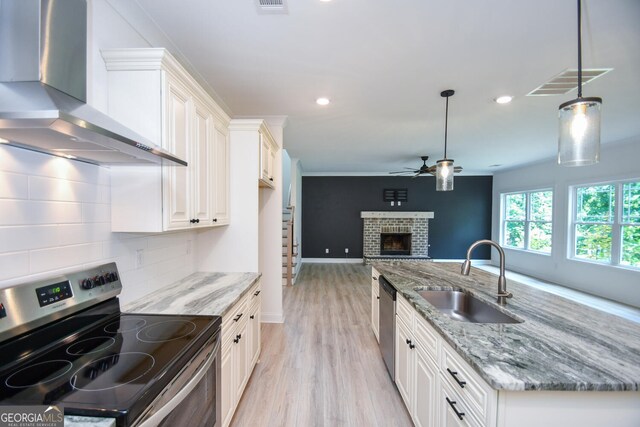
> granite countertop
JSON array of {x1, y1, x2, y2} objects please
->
[
  {"x1": 373, "y1": 261, "x2": 640, "y2": 392},
  {"x1": 123, "y1": 272, "x2": 261, "y2": 316}
]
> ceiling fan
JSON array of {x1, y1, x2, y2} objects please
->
[{"x1": 389, "y1": 155, "x2": 463, "y2": 178}]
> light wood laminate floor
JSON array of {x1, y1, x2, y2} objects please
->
[{"x1": 231, "y1": 263, "x2": 412, "y2": 427}]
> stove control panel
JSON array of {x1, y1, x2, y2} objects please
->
[
  {"x1": 0, "y1": 262, "x2": 123, "y2": 342},
  {"x1": 80, "y1": 271, "x2": 118, "y2": 290}
]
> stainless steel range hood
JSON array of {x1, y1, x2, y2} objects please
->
[{"x1": 0, "y1": 0, "x2": 187, "y2": 166}]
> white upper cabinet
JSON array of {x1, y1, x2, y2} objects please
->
[
  {"x1": 102, "y1": 48, "x2": 230, "y2": 232},
  {"x1": 259, "y1": 129, "x2": 278, "y2": 189}
]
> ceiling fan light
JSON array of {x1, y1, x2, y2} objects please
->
[
  {"x1": 558, "y1": 97, "x2": 601, "y2": 166},
  {"x1": 436, "y1": 159, "x2": 454, "y2": 192}
]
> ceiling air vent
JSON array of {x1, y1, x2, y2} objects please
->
[
  {"x1": 256, "y1": 0, "x2": 288, "y2": 14},
  {"x1": 527, "y1": 68, "x2": 612, "y2": 96}
]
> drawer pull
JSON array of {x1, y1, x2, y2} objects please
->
[
  {"x1": 446, "y1": 397, "x2": 465, "y2": 420},
  {"x1": 447, "y1": 368, "x2": 467, "y2": 388},
  {"x1": 250, "y1": 315, "x2": 255, "y2": 319},
  {"x1": 233, "y1": 313, "x2": 243, "y2": 322},
  {"x1": 254, "y1": 290, "x2": 261, "y2": 296}
]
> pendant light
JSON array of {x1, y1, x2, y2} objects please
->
[
  {"x1": 558, "y1": 0, "x2": 602, "y2": 166},
  {"x1": 436, "y1": 89, "x2": 455, "y2": 192}
]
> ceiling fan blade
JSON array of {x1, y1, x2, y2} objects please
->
[
  {"x1": 454, "y1": 166, "x2": 463, "y2": 172},
  {"x1": 389, "y1": 170, "x2": 417, "y2": 174}
]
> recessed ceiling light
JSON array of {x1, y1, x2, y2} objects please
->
[
  {"x1": 316, "y1": 97, "x2": 330, "y2": 106},
  {"x1": 495, "y1": 96, "x2": 513, "y2": 104}
]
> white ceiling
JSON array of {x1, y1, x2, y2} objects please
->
[{"x1": 131, "y1": 0, "x2": 640, "y2": 174}]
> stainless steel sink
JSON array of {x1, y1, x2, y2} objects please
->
[{"x1": 416, "y1": 290, "x2": 522, "y2": 324}]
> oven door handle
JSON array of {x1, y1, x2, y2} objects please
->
[{"x1": 137, "y1": 337, "x2": 220, "y2": 427}]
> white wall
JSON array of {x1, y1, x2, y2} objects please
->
[
  {"x1": 492, "y1": 138, "x2": 640, "y2": 307},
  {"x1": 196, "y1": 129, "x2": 260, "y2": 273}
]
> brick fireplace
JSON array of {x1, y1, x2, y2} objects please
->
[{"x1": 361, "y1": 211, "x2": 434, "y2": 261}]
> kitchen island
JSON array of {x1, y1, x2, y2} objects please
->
[{"x1": 373, "y1": 261, "x2": 640, "y2": 426}]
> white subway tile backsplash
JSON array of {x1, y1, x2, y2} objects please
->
[
  {"x1": 0, "y1": 146, "x2": 108, "y2": 185},
  {"x1": 82, "y1": 203, "x2": 111, "y2": 223},
  {"x1": 0, "y1": 225, "x2": 59, "y2": 253},
  {"x1": 0, "y1": 251, "x2": 29, "y2": 280},
  {"x1": 30, "y1": 242, "x2": 104, "y2": 274},
  {"x1": 1, "y1": 147, "x2": 197, "y2": 303},
  {"x1": 0, "y1": 200, "x2": 83, "y2": 225},
  {"x1": 29, "y1": 176, "x2": 101, "y2": 203},
  {"x1": 57, "y1": 223, "x2": 112, "y2": 247},
  {"x1": 0, "y1": 172, "x2": 28, "y2": 199}
]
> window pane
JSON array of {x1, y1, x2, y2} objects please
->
[
  {"x1": 504, "y1": 221, "x2": 525, "y2": 248},
  {"x1": 530, "y1": 191, "x2": 553, "y2": 221},
  {"x1": 622, "y1": 182, "x2": 640, "y2": 224},
  {"x1": 575, "y1": 224, "x2": 612, "y2": 262},
  {"x1": 505, "y1": 193, "x2": 526, "y2": 220},
  {"x1": 576, "y1": 185, "x2": 614, "y2": 223},
  {"x1": 529, "y1": 222, "x2": 552, "y2": 253},
  {"x1": 621, "y1": 225, "x2": 640, "y2": 267}
]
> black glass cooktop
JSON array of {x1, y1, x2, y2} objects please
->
[{"x1": 0, "y1": 298, "x2": 220, "y2": 426}]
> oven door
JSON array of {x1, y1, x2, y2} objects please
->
[{"x1": 134, "y1": 331, "x2": 221, "y2": 427}]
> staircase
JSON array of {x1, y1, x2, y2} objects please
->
[{"x1": 282, "y1": 206, "x2": 299, "y2": 286}]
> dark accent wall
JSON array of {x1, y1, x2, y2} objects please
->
[{"x1": 302, "y1": 176, "x2": 493, "y2": 259}]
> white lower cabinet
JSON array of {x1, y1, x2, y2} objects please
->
[
  {"x1": 371, "y1": 268, "x2": 380, "y2": 342},
  {"x1": 395, "y1": 294, "x2": 439, "y2": 427},
  {"x1": 220, "y1": 281, "x2": 262, "y2": 427}
]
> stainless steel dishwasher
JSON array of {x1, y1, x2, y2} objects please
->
[{"x1": 378, "y1": 275, "x2": 396, "y2": 380}]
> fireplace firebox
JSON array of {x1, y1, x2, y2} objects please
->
[{"x1": 380, "y1": 233, "x2": 412, "y2": 256}]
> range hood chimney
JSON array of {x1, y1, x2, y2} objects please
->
[{"x1": 0, "y1": 0, "x2": 187, "y2": 166}]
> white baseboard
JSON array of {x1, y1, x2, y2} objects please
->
[
  {"x1": 261, "y1": 312, "x2": 285, "y2": 323},
  {"x1": 302, "y1": 258, "x2": 364, "y2": 264}
]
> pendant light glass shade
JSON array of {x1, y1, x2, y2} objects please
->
[
  {"x1": 558, "y1": 0, "x2": 602, "y2": 166},
  {"x1": 436, "y1": 89, "x2": 455, "y2": 192},
  {"x1": 436, "y1": 159, "x2": 454, "y2": 191},
  {"x1": 558, "y1": 97, "x2": 602, "y2": 166}
]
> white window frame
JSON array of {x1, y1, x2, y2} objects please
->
[
  {"x1": 569, "y1": 179, "x2": 640, "y2": 270},
  {"x1": 500, "y1": 188, "x2": 553, "y2": 254}
]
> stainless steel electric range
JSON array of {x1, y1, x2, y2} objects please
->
[{"x1": 0, "y1": 263, "x2": 221, "y2": 427}]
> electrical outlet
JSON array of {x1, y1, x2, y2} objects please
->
[
  {"x1": 390, "y1": 201, "x2": 395, "y2": 206},
  {"x1": 136, "y1": 249, "x2": 144, "y2": 268},
  {"x1": 325, "y1": 248, "x2": 329, "y2": 254},
  {"x1": 398, "y1": 201, "x2": 402, "y2": 206},
  {"x1": 345, "y1": 248, "x2": 349, "y2": 254}
]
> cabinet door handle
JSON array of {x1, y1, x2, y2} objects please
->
[
  {"x1": 190, "y1": 219, "x2": 196, "y2": 224},
  {"x1": 406, "y1": 339, "x2": 412, "y2": 346},
  {"x1": 409, "y1": 342, "x2": 415, "y2": 350},
  {"x1": 447, "y1": 368, "x2": 467, "y2": 388},
  {"x1": 254, "y1": 290, "x2": 261, "y2": 296},
  {"x1": 376, "y1": 296, "x2": 380, "y2": 300},
  {"x1": 233, "y1": 336, "x2": 239, "y2": 344},
  {"x1": 196, "y1": 219, "x2": 200, "y2": 223},
  {"x1": 250, "y1": 315, "x2": 255, "y2": 319},
  {"x1": 269, "y1": 177, "x2": 274, "y2": 181},
  {"x1": 236, "y1": 333, "x2": 242, "y2": 340},
  {"x1": 213, "y1": 218, "x2": 218, "y2": 222},
  {"x1": 233, "y1": 313, "x2": 243, "y2": 322},
  {"x1": 446, "y1": 397, "x2": 465, "y2": 420}
]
